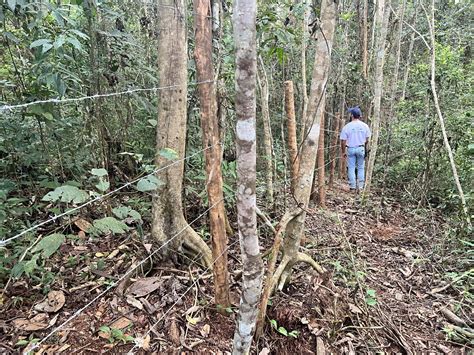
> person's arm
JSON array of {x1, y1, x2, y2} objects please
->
[{"x1": 341, "y1": 140, "x2": 347, "y2": 157}]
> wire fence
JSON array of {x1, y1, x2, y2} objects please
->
[
  {"x1": 30, "y1": 197, "x2": 224, "y2": 352},
  {"x1": 0, "y1": 80, "x2": 215, "y2": 112},
  {"x1": 0, "y1": 143, "x2": 220, "y2": 247}
]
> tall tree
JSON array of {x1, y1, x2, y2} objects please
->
[
  {"x1": 364, "y1": 0, "x2": 391, "y2": 192},
  {"x1": 257, "y1": 57, "x2": 274, "y2": 205},
  {"x1": 151, "y1": 0, "x2": 212, "y2": 266},
  {"x1": 256, "y1": 0, "x2": 336, "y2": 336},
  {"x1": 284, "y1": 80, "x2": 299, "y2": 192},
  {"x1": 424, "y1": 0, "x2": 470, "y2": 224},
  {"x1": 232, "y1": 0, "x2": 264, "y2": 352},
  {"x1": 193, "y1": 0, "x2": 231, "y2": 312}
]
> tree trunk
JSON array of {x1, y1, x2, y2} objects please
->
[
  {"x1": 312, "y1": 111, "x2": 326, "y2": 206},
  {"x1": 256, "y1": 0, "x2": 336, "y2": 337},
  {"x1": 193, "y1": 0, "x2": 231, "y2": 313},
  {"x1": 328, "y1": 112, "x2": 341, "y2": 187},
  {"x1": 300, "y1": 0, "x2": 309, "y2": 143},
  {"x1": 284, "y1": 80, "x2": 299, "y2": 192},
  {"x1": 232, "y1": 0, "x2": 264, "y2": 352},
  {"x1": 152, "y1": 0, "x2": 212, "y2": 266},
  {"x1": 401, "y1": 10, "x2": 417, "y2": 101},
  {"x1": 361, "y1": 0, "x2": 369, "y2": 80},
  {"x1": 425, "y1": 0, "x2": 470, "y2": 223},
  {"x1": 257, "y1": 57, "x2": 274, "y2": 205},
  {"x1": 364, "y1": 0, "x2": 391, "y2": 193}
]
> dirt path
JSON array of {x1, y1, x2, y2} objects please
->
[{"x1": 1, "y1": 185, "x2": 472, "y2": 354}]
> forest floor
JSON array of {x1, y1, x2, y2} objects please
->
[{"x1": 1, "y1": 183, "x2": 472, "y2": 354}]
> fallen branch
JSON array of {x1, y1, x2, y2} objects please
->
[{"x1": 440, "y1": 307, "x2": 469, "y2": 327}]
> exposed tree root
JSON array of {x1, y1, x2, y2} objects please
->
[{"x1": 182, "y1": 226, "x2": 213, "y2": 268}]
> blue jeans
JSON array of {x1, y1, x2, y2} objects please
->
[{"x1": 347, "y1": 146, "x2": 365, "y2": 189}]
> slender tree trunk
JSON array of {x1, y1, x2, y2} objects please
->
[
  {"x1": 364, "y1": 0, "x2": 391, "y2": 193},
  {"x1": 256, "y1": 0, "x2": 336, "y2": 337},
  {"x1": 284, "y1": 80, "x2": 299, "y2": 192},
  {"x1": 361, "y1": 0, "x2": 369, "y2": 80},
  {"x1": 232, "y1": 0, "x2": 264, "y2": 352},
  {"x1": 401, "y1": 10, "x2": 417, "y2": 101},
  {"x1": 311, "y1": 110, "x2": 326, "y2": 206},
  {"x1": 152, "y1": 0, "x2": 212, "y2": 266},
  {"x1": 329, "y1": 112, "x2": 341, "y2": 187},
  {"x1": 425, "y1": 0, "x2": 469, "y2": 223},
  {"x1": 389, "y1": 0, "x2": 406, "y2": 107},
  {"x1": 300, "y1": 0, "x2": 309, "y2": 143},
  {"x1": 257, "y1": 57, "x2": 274, "y2": 205},
  {"x1": 193, "y1": 0, "x2": 230, "y2": 313}
]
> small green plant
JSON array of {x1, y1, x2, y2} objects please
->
[
  {"x1": 99, "y1": 326, "x2": 134, "y2": 344},
  {"x1": 365, "y1": 289, "x2": 377, "y2": 306},
  {"x1": 269, "y1": 319, "x2": 299, "y2": 338}
]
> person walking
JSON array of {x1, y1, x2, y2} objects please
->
[{"x1": 340, "y1": 106, "x2": 371, "y2": 190}]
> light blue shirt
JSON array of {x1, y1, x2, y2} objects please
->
[{"x1": 340, "y1": 120, "x2": 371, "y2": 147}]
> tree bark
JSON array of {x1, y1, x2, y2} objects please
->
[
  {"x1": 300, "y1": 0, "x2": 309, "y2": 143},
  {"x1": 284, "y1": 80, "x2": 299, "y2": 193},
  {"x1": 401, "y1": 10, "x2": 417, "y2": 101},
  {"x1": 256, "y1": 0, "x2": 336, "y2": 337},
  {"x1": 328, "y1": 112, "x2": 341, "y2": 187},
  {"x1": 152, "y1": 0, "x2": 212, "y2": 266},
  {"x1": 425, "y1": 0, "x2": 470, "y2": 223},
  {"x1": 257, "y1": 57, "x2": 274, "y2": 205},
  {"x1": 232, "y1": 0, "x2": 264, "y2": 352},
  {"x1": 311, "y1": 110, "x2": 326, "y2": 206},
  {"x1": 193, "y1": 0, "x2": 231, "y2": 313},
  {"x1": 364, "y1": 0, "x2": 391, "y2": 193}
]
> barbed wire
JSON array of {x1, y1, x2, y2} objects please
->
[
  {"x1": 0, "y1": 143, "x2": 220, "y2": 247},
  {"x1": 30, "y1": 197, "x2": 224, "y2": 352},
  {"x1": 0, "y1": 79, "x2": 215, "y2": 112}
]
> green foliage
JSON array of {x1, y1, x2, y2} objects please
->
[
  {"x1": 90, "y1": 217, "x2": 129, "y2": 236},
  {"x1": 98, "y1": 326, "x2": 134, "y2": 344},
  {"x1": 269, "y1": 319, "x2": 299, "y2": 338},
  {"x1": 42, "y1": 185, "x2": 89, "y2": 204},
  {"x1": 112, "y1": 206, "x2": 141, "y2": 222},
  {"x1": 31, "y1": 233, "x2": 66, "y2": 258},
  {"x1": 136, "y1": 175, "x2": 163, "y2": 192},
  {"x1": 365, "y1": 289, "x2": 377, "y2": 307}
]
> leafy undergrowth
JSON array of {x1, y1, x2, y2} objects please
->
[{"x1": 0, "y1": 183, "x2": 472, "y2": 354}]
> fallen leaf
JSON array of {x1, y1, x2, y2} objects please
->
[
  {"x1": 140, "y1": 298, "x2": 157, "y2": 314},
  {"x1": 144, "y1": 244, "x2": 152, "y2": 253},
  {"x1": 395, "y1": 292, "x2": 404, "y2": 301},
  {"x1": 186, "y1": 314, "x2": 201, "y2": 326},
  {"x1": 13, "y1": 313, "x2": 49, "y2": 331},
  {"x1": 95, "y1": 252, "x2": 105, "y2": 258},
  {"x1": 200, "y1": 324, "x2": 210, "y2": 338},
  {"x1": 107, "y1": 249, "x2": 120, "y2": 259},
  {"x1": 127, "y1": 277, "x2": 162, "y2": 297},
  {"x1": 74, "y1": 218, "x2": 92, "y2": 232},
  {"x1": 126, "y1": 295, "x2": 144, "y2": 310},
  {"x1": 259, "y1": 348, "x2": 270, "y2": 355},
  {"x1": 134, "y1": 334, "x2": 151, "y2": 350},
  {"x1": 169, "y1": 319, "x2": 180, "y2": 345},
  {"x1": 185, "y1": 305, "x2": 201, "y2": 315},
  {"x1": 111, "y1": 317, "x2": 132, "y2": 330},
  {"x1": 34, "y1": 290, "x2": 66, "y2": 313},
  {"x1": 78, "y1": 231, "x2": 86, "y2": 239},
  {"x1": 348, "y1": 303, "x2": 362, "y2": 314}
]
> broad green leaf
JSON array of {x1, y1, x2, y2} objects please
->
[
  {"x1": 289, "y1": 330, "x2": 299, "y2": 338},
  {"x1": 42, "y1": 185, "x2": 89, "y2": 204},
  {"x1": 365, "y1": 298, "x2": 377, "y2": 306},
  {"x1": 30, "y1": 38, "x2": 51, "y2": 49},
  {"x1": 4, "y1": 31, "x2": 20, "y2": 43},
  {"x1": 159, "y1": 148, "x2": 179, "y2": 161},
  {"x1": 112, "y1": 206, "x2": 141, "y2": 221},
  {"x1": 270, "y1": 319, "x2": 277, "y2": 329},
  {"x1": 137, "y1": 175, "x2": 163, "y2": 192},
  {"x1": 66, "y1": 36, "x2": 82, "y2": 51},
  {"x1": 95, "y1": 179, "x2": 110, "y2": 192},
  {"x1": 70, "y1": 29, "x2": 89, "y2": 40},
  {"x1": 91, "y1": 168, "x2": 108, "y2": 177},
  {"x1": 148, "y1": 119, "x2": 157, "y2": 127},
  {"x1": 32, "y1": 233, "x2": 66, "y2": 258},
  {"x1": 91, "y1": 217, "x2": 129, "y2": 235},
  {"x1": 24, "y1": 254, "x2": 40, "y2": 276},
  {"x1": 42, "y1": 42, "x2": 53, "y2": 54},
  {"x1": 277, "y1": 326, "x2": 288, "y2": 336}
]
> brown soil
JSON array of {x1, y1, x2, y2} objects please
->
[{"x1": 0, "y1": 184, "x2": 472, "y2": 354}]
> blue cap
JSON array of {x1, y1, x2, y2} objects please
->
[{"x1": 348, "y1": 106, "x2": 362, "y2": 117}]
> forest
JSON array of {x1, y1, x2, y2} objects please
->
[{"x1": 0, "y1": 0, "x2": 472, "y2": 353}]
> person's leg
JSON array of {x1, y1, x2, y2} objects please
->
[
  {"x1": 347, "y1": 147, "x2": 356, "y2": 189},
  {"x1": 356, "y1": 147, "x2": 365, "y2": 189}
]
